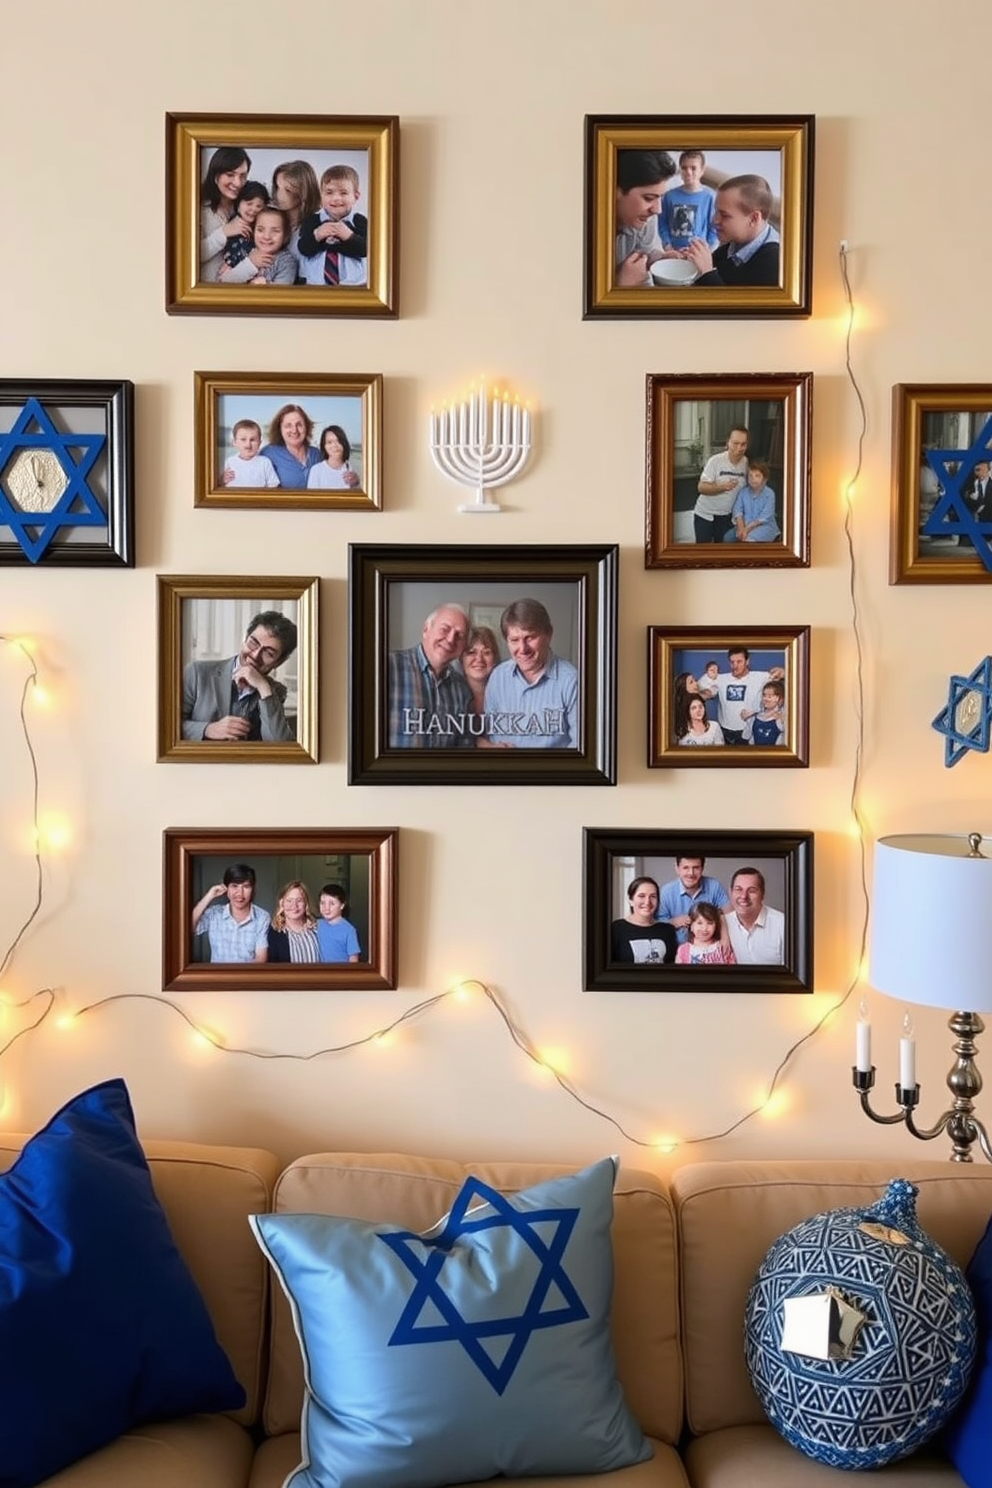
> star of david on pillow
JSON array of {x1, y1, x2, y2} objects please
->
[{"x1": 250, "y1": 1156, "x2": 649, "y2": 1488}]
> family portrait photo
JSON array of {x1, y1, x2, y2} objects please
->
[
  {"x1": 348, "y1": 544, "x2": 618, "y2": 785},
  {"x1": 162, "y1": 828, "x2": 397, "y2": 991},
  {"x1": 157, "y1": 575, "x2": 319, "y2": 764},
  {"x1": 891, "y1": 383, "x2": 992, "y2": 584},
  {"x1": 646, "y1": 373, "x2": 811, "y2": 568},
  {"x1": 583, "y1": 829, "x2": 813, "y2": 993},
  {"x1": 584, "y1": 114, "x2": 814, "y2": 318},
  {"x1": 166, "y1": 114, "x2": 398, "y2": 317},
  {"x1": 648, "y1": 627, "x2": 810, "y2": 768},
  {"x1": 194, "y1": 373, "x2": 381, "y2": 511}
]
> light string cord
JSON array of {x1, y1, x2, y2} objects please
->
[{"x1": 0, "y1": 636, "x2": 56, "y2": 1059}]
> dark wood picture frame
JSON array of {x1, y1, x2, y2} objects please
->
[
  {"x1": 193, "y1": 371, "x2": 382, "y2": 511},
  {"x1": 891, "y1": 383, "x2": 992, "y2": 584},
  {"x1": 0, "y1": 379, "x2": 134, "y2": 566},
  {"x1": 584, "y1": 113, "x2": 814, "y2": 319},
  {"x1": 648, "y1": 626, "x2": 810, "y2": 767},
  {"x1": 348, "y1": 543, "x2": 618, "y2": 785},
  {"x1": 646, "y1": 372, "x2": 811, "y2": 568},
  {"x1": 583, "y1": 828, "x2": 813, "y2": 993},
  {"x1": 157, "y1": 574, "x2": 319, "y2": 764},
  {"x1": 166, "y1": 113, "x2": 398, "y2": 318},
  {"x1": 163, "y1": 827, "x2": 398, "y2": 991}
]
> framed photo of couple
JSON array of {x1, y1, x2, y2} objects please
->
[
  {"x1": 645, "y1": 372, "x2": 811, "y2": 568},
  {"x1": 647, "y1": 626, "x2": 810, "y2": 768},
  {"x1": 162, "y1": 827, "x2": 397, "y2": 992},
  {"x1": 193, "y1": 372, "x2": 382, "y2": 512},
  {"x1": 583, "y1": 828, "x2": 813, "y2": 994},
  {"x1": 891, "y1": 383, "x2": 992, "y2": 584},
  {"x1": 583, "y1": 114, "x2": 814, "y2": 319},
  {"x1": 348, "y1": 543, "x2": 618, "y2": 786},
  {"x1": 166, "y1": 113, "x2": 398, "y2": 318}
]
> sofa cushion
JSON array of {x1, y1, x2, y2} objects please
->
[
  {"x1": 252, "y1": 1156, "x2": 650, "y2": 1488},
  {"x1": 0, "y1": 1078, "x2": 245, "y2": 1488},
  {"x1": 263, "y1": 1152, "x2": 681, "y2": 1446},
  {"x1": 945, "y1": 1205, "x2": 992, "y2": 1487}
]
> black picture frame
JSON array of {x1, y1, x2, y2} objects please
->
[
  {"x1": 348, "y1": 543, "x2": 618, "y2": 785},
  {"x1": 583, "y1": 114, "x2": 814, "y2": 319},
  {"x1": 163, "y1": 827, "x2": 397, "y2": 991},
  {"x1": 583, "y1": 828, "x2": 813, "y2": 993},
  {"x1": 0, "y1": 379, "x2": 134, "y2": 566}
]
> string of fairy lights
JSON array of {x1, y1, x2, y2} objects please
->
[{"x1": 0, "y1": 251, "x2": 871, "y2": 1152}]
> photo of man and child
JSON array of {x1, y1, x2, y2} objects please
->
[
  {"x1": 199, "y1": 145, "x2": 369, "y2": 289},
  {"x1": 614, "y1": 146, "x2": 783, "y2": 290}
]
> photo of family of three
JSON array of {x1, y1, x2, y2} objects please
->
[
  {"x1": 215, "y1": 397, "x2": 363, "y2": 493},
  {"x1": 199, "y1": 145, "x2": 369, "y2": 289},
  {"x1": 190, "y1": 860, "x2": 368, "y2": 966}
]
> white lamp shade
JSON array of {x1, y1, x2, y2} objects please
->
[{"x1": 869, "y1": 833, "x2": 992, "y2": 1011}]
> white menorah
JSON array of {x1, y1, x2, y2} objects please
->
[{"x1": 429, "y1": 379, "x2": 532, "y2": 513}]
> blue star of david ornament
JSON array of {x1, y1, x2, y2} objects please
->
[
  {"x1": 379, "y1": 1176, "x2": 588, "y2": 1394},
  {"x1": 932, "y1": 656, "x2": 992, "y2": 766},
  {"x1": 922, "y1": 416, "x2": 992, "y2": 574},
  {"x1": 0, "y1": 398, "x2": 106, "y2": 562}
]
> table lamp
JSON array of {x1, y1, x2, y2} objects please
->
[{"x1": 854, "y1": 831, "x2": 992, "y2": 1162}]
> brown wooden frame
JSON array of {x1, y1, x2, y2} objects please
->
[
  {"x1": 163, "y1": 827, "x2": 398, "y2": 991},
  {"x1": 646, "y1": 372, "x2": 811, "y2": 568}
]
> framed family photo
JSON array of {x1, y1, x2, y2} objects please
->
[
  {"x1": 157, "y1": 574, "x2": 319, "y2": 764},
  {"x1": 891, "y1": 383, "x2": 992, "y2": 584},
  {"x1": 583, "y1": 828, "x2": 813, "y2": 993},
  {"x1": 163, "y1": 827, "x2": 397, "y2": 992},
  {"x1": 645, "y1": 372, "x2": 811, "y2": 568},
  {"x1": 647, "y1": 626, "x2": 810, "y2": 768},
  {"x1": 584, "y1": 114, "x2": 814, "y2": 319},
  {"x1": 166, "y1": 113, "x2": 398, "y2": 318},
  {"x1": 194, "y1": 372, "x2": 382, "y2": 511},
  {"x1": 0, "y1": 379, "x2": 133, "y2": 566},
  {"x1": 348, "y1": 543, "x2": 618, "y2": 785}
]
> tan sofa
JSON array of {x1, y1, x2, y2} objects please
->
[{"x1": 4, "y1": 1136, "x2": 990, "y2": 1488}]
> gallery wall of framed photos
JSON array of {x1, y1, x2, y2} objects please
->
[{"x1": 1, "y1": 0, "x2": 988, "y2": 1171}]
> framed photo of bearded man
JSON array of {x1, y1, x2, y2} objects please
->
[
  {"x1": 348, "y1": 543, "x2": 618, "y2": 785},
  {"x1": 157, "y1": 573, "x2": 319, "y2": 764}
]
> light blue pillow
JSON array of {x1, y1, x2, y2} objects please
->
[
  {"x1": 251, "y1": 1156, "x2": 649, "y2": 1488},
  {"x1": 945, "y1": 1207, "x2": 992, "y2": 1488},
  {"x1": 0, "y1": 1078, "x2": 245, "y2": 1488}
]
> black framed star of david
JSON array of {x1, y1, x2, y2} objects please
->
[
  {"x1": 891, "y1": 383, "x2": 992, "y2": 585},
  {"x1": 0, "y1": 380, "x2": 134, "y2": 566}
]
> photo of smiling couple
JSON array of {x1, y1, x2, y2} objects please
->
[{"x1": 386, "y1": 589, "x2": 580, "y2": 750}]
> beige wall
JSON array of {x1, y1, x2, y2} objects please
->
[{"x1": 1, "y1": 0, "x2": 990, "y2": 1172}]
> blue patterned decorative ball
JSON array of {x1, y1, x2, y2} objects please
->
[{"x1": 745, "y1": 1178, "x2": 976, "y2": 1469}]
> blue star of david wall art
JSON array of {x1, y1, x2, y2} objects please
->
[
  {"x1": 0, "y1": 381, "x2": 134, "y2": 567},
  {"x1": 921, "y1": 414, "x2": 992, "y2": 575},
  {"x1": 379, "y1": 1175, "x2": 589, "y2": 1395},
  {"x1": 932, "y1": 656, "x2": 992, "y2": 767}
]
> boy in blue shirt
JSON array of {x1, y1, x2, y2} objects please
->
[
  {"x1": 314, "y1": 883, "x2": 361, "y2": 963},
  {"x1": 659, "y1": 150, "x2": 717, "y2": 253},
  {"x1": 725, "y1": 459, "x2": 781, "y2": 543}
]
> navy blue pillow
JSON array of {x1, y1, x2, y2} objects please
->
[
  {"x1": 945, "y1": 1208, "x2": 992, "y2": 1488},
  {"x1": 0, "y1": 1078, "x2": 244, "y2": 1488}
]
